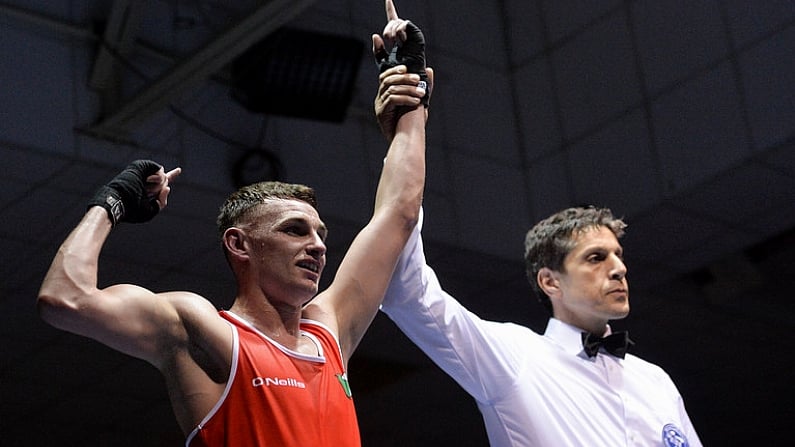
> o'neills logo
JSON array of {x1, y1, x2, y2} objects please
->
[{"x1": 252, "y1": 376, "x2": 306, "y2": 389}]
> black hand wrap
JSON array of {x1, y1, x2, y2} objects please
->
[
  {"x1": 88, "y1": 160, "x2": 163, "y2": 226},
  {"x1": 376, "y1": 21, "x2": 429, "y2": 107}
]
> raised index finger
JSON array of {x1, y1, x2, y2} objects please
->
[
  {"x1": 165, "y1": 167, "x2": 182, "y2": 182},
  {"x1": 385, "y1": 0, "x2": 400, "y2": 22}
]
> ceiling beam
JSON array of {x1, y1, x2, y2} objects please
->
[
  {"x1": 89, "y1": 0, "x2": 147, "y2": 111},
  {"x1": 88, "y1": 0, "x2": 318, "y2": 138},
  {"x1": 0, "y1": 2, "x2": 95, "y2": 40}
]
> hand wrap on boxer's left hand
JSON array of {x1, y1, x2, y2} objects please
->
[{"x1": 375, "y1": 21, "x2": 430, "y2": 107}]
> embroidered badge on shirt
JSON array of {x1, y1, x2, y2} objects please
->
[
  {"x1": 662, "y1": 423, "x2": 689, "y2": 447},
  {"x1": 336, "y1": 372, "x2": 352, "y2": 398}
]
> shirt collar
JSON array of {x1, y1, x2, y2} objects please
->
[{"x1": 543, "y1": 318, "x2": 613, "y2": 357}]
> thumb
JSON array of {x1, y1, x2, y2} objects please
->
[{"x1": 372, "y1": 34, "x2": 388, "y2": 61}]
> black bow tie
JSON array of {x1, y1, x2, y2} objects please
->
[{"x1": 581, "y1": 331, "x2": 634, "y2": 359}]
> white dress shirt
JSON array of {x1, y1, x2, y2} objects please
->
[{"x1": 381, "y1": 214, "x2": 702, "y2": 447}]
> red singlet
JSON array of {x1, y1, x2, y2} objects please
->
[{"x1": 186, "y1": 311, "x2": 361, "y2": 447}]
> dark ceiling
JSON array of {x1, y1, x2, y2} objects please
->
[{"x1": 1, "y1": 0, "x2": 794, "y2": 446}]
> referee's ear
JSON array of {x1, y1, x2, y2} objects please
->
[{"x1": 537, "y1": 267, "x2": 561, "y2": 300}]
